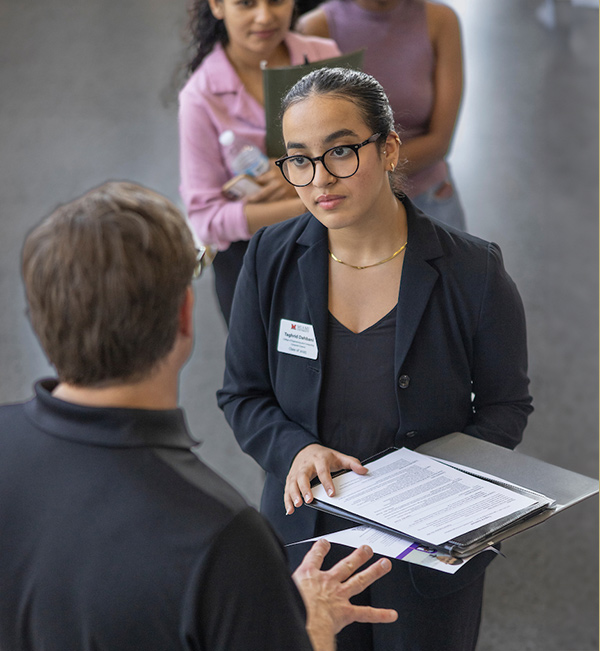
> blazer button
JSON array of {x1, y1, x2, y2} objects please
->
[
  {"x1": 398, "y1": 374, "x2": 410, "y2": 389},
  {"x1": 405, "y1": 430, "x2": 418, "y2": 438}
]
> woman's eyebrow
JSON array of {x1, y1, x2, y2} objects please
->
[
  {"x1": 285, "y1": 140, "x2": 306, "y2": 150},
  {"x1": 323, "y1": 129, "x2": 359, "y2": 144},
  {"x1": 286, "y1": 129, "x2": 360, "y2": 151}
]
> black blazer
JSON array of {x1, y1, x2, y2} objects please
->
[{"x1": 218, "y1": 198, "x2": 532, "y2": 593}]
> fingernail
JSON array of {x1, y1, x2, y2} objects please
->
[
  {"x1": 294, "y1": 498, "x2": 302, "y2": 507},
  {"x1": 327, "y1": 488, "x2": 334, "y2": 497},
  {"x1": 304, "y1": 494, "x2": 311, "y2": 502}
]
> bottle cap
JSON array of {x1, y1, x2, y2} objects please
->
[{"x1": 218, "y1": 130, "x2": 235, "y2": 146}]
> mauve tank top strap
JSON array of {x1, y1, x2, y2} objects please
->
[
  {"x1": 317, "y1": 306, "x2": 399, "y2": 462},
  {"x1": 321, "y1": 0, "x2": 447, "y2": 195}
]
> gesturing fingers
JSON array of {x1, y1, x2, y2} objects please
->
[
  {"x1": 293, "y1": 539, "x2": 331, "y2": 577},
  {"x1": 340, "y1": 556, "x2": 394, "y2": 599},
  {"x1": 327, "y1": 551, "x2": 396, "y2": 632},
  {"x1": 347, "y1": 604, "x2": 398, "y2": 626},
  {"x1": 325, "y1": 545, "x2": 374, "y2": 583},
  {"x1": 293, "y1": 541, "x2": 398, "y2": 640}
]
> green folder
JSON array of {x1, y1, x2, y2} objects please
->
[{"x1": 262, "y1": 49, "x2": 365, "y2": 158}]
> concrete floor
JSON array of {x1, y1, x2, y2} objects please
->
[{"x1": 0, "y1": 0, "x2": 597, "y2": 649}]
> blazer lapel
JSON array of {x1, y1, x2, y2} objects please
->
[
  {"x1": 293, "y1": 205, "x2": 445, "y2": 389},
  {"x1": 297, "y1": 216, "x2": 330, "y2": 369},
  {"x1": 395, "y1": 203, "x2": 444, "y2": 372}
]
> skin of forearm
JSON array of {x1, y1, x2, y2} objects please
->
[
  {"x1": 397, "y1": 131, "x2": 453, "y2": 176},
  {"x1": 245, "y1": 197, "x2": 306, "y2": 235}
]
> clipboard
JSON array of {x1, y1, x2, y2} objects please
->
[
  {"x1": 262, "y1": 49, "x2": 365, "y2": 158},
  {"x1": 308, "y1": 435, "x2": 598, "y2": 558},
  {"x1": 415, "y1": 432, "x2": 599, "y2": 554}
]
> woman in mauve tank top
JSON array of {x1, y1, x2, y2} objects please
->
[{"x1": 298, "y1": 0, "x2": 467, "y2": 230}]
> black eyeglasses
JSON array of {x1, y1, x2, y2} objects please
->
[{"x1": 275, "y1": 133, "x2": 382, "y2": 187}]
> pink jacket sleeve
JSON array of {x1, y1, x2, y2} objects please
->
[{"x1": 178, "y1": 87, "x2": 253, "y2": 250}]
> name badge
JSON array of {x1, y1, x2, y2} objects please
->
[{"x1": 277, "y1": 319, "x2": 319, "y2": 360}]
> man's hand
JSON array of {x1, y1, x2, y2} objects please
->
[
  {"x1": 284, "y1": 444, "x2": 367, "y2": 515},
  {"x1": 292, "y1": 540, "x2": 398, "y2": 651}
]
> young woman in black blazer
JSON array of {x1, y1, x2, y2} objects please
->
[{"x1": 218, "y1": 67, "x2": 533, "y2": 651}]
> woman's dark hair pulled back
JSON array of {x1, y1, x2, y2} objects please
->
[
  {"x1": 280, "y1": 67, "x2": 404, "y2": 191},
  {"x1": 281, "y1": 67, "x2": 395, "y2": 143}
]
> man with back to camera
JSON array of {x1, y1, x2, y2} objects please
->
[{"x1": 0, "y1": 181, "x2": 397, "y2": 651}]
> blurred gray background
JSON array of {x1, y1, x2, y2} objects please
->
[{"x1": 0, "y1": 1, "x2": 597, "y2": 649}]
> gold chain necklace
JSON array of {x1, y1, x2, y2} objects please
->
[{"x1": 329, "y1": 241, "x2": 407, "y2": 270}]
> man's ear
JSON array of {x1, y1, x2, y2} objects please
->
[
  {"x1": 179, "y1": 286, "x2": 194, "y2": 338},
  {"x1": 207, "y1": 0, "x2": 225, "y2": 21}
]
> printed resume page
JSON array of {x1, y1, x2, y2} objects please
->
[{"x1": 311, "y1": 448, "x2": 537, "y2": 546}]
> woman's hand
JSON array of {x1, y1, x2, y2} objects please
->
[
  {"x1": 245, "y1": 160, "x2": 298, "y2": 204},
  {"x1": 285, "y1": 444, "x2": 367, "y2": 515}
]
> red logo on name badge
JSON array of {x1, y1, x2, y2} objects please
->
[{"x1": 291, "y1": 324, "x2": 296, "y2": 329}]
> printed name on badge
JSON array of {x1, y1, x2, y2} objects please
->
[{"x1": 277, "y1": 319, "x2": 318, "y2": 360}]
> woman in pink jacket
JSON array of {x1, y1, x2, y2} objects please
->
[{"x1": 179, "y1": 0, "x2": 340, "y2": 324}]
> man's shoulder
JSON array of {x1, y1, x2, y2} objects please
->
[
  {"x1": 0, "y1": 399, "x2": 28, "y2": 420},
  {"x1": 156, "y1": 447, "x2": 250, "y2": 518},
  {"x1": 0, "y1": 398, "x2": 34, "y2": 444}
]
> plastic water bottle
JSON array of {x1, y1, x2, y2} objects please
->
[{"x1": 219, "y1": 130, "x2": 270, "y2": 177}]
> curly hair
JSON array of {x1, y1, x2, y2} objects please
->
[
  {"x1": 186, "y1": 0, "x2": 229, "y2": 73},
  {"x1": 184, "y1": 0, "x2": 299, "y2": 73}
]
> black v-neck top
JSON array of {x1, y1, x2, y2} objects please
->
[{"x1": 317, "y1": 305, "x2": 399, "y2": 461}]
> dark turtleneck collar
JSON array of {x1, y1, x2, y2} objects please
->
[{"x1": 23, "y1": 379, "x2": 196, "y2": 450}]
